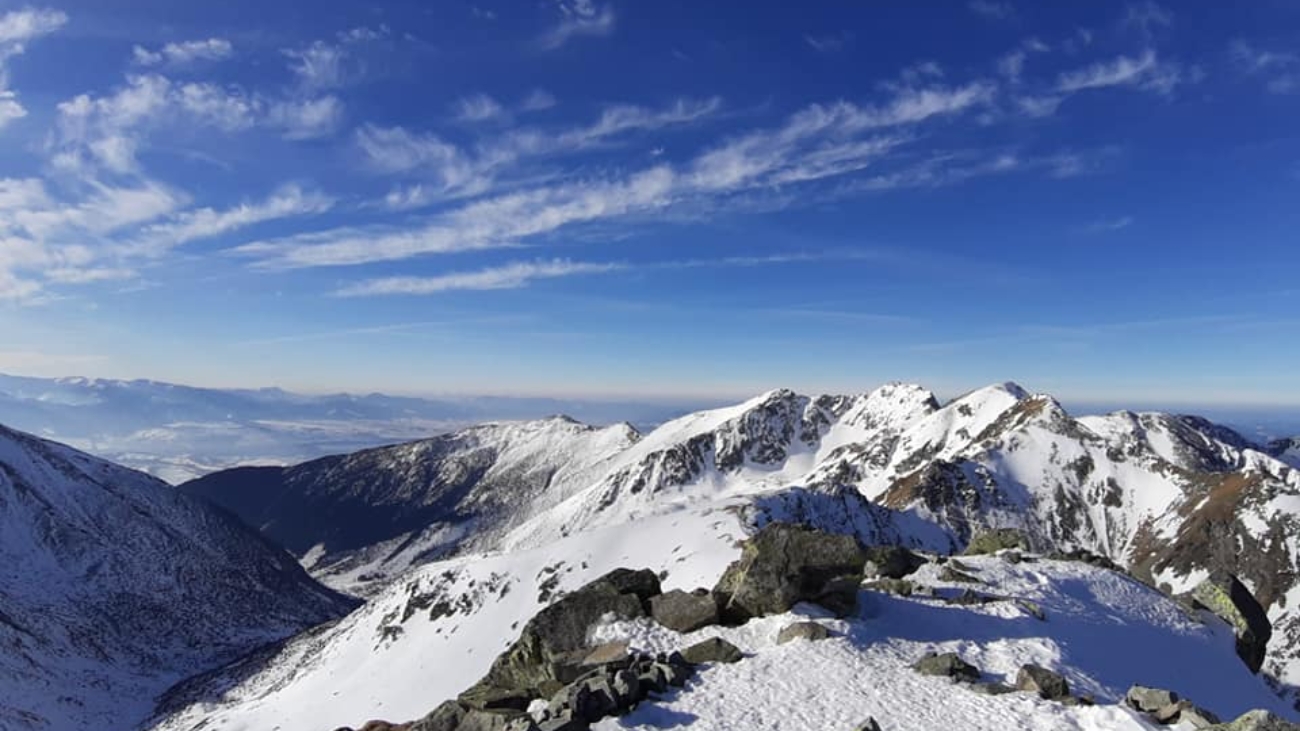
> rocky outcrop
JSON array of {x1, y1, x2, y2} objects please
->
[
  {"x1": 460, "y1": 569, "x2": 661, "y2": 706},
  {"x1": 712, "y1": 523, "x2": 866, "y2": 622},
  {"x1": 964, "y1": 528, "x2": 1029, "y2": 555},
  {"x1": 1192, "y1": 572, "x2": 1272, "y2": 673},
  {"x1": 649, "y1": 589, "x2": 719, "y2": 633},
  {"x1": 1126, "y1": 685, "x2": 1180, "y2": 713}
]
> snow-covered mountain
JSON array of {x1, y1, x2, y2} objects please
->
[
  {"x1": 1269, "y1": 437, "x2": 1300, "y2": 469},
  {"x1": 161, "y1": 380, "x2": 1300, "y2": 730},
  {"x1": 0, "y1": 372, "x2": 705, "y2": 483},
  {"x1": 0, "y1": 423, "x2": 358, "y2": 731},
  {"x1": 181, "y1": 416, "x2": 640, "y2": 594}
]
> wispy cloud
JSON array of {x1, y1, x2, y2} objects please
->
[
  {"x1": 540, "y1": 0, "x2": 615, "y2": 50},
  {"x1": 804, "y1": 32, "x2": 852, "y2": 53},
  {"x1": 0, "y1": 7, "x2": 68, "y2": 129},
  {"x1": 454, "y1": 93, "x2": 505, "y2": 122},
  {"x1": 337, "y1": 259, "x2": 622, "y2": 296},
  {"x1": 1056, "y1": 50, "x2": 1181, "y2": 95},
  {"x1": 520, "y1": 89, "x2": 557, "y2": 111},
  {"x1": 357, "y1": 96, "x2": 721, "y2": 205},
  {"x1": 1081, "y1": 215, "x2": 1133, "y2": 233},
  {"x1": 128, "y1": 185, "x2": 334, "y2": 255},
  {"x1": 968, "y1": 1, "x2": 1015, "y2": 21},
  {"x1": 1123, "y1": 2, "x2": 1173, "y2": 36},
  {"x1": 132, "y1": 38, "x2": 233, "y2": 67},
  {"x1": 1231, "y1": 39, "x2": 1300, "y2": 94}
]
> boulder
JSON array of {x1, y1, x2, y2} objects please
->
[
  {"x1": 814, "y1": 575, "x2": 863, "y2": 618},
  {"x1": 911, "y1": 652, "x2": 980, "y2": 682},
  {"x1": 776, "y1": 621, "x2": 831, "y2": 644},
  {"x1": 963, "y1": 528, "x2": 1029, "y2": 555},
  {"x1": 357, "y1": 722, "x2": 410, "y2": 731},
  {"x1": 1203, "y1": 710, "x2": 1300, "y2": 731},
  {"x1": 461, "y1": 568, "x2": 661, "y2": 707},
  {"x1": 580, "y1": 641, "x2": 631, "y2": 669},
  {"x1": 854, "y1": 719, "x2": 883, "y2": 731},
  {"x1": 455, "y1": 709, "x2": 538, "y2": 731},
  {"x1": 1015, "y1": 664, "x2": 1069, "y2": 700},
  {"x1": 680, "y1": 636, "x2": 744, "y2": 664},
  {"x1": 1155, "y1": 700, "x2": 1222, "y2": 728},
  {"x1": 939, "y1": 566, "x2": 981, "y2": 584},
  {"x1": 862, "y1": 546, "x2": 927, "y2": 579},
  {"x1": 862, "y1": 578, "x2": 917, "y2": 597},
  {"x1": 969, "y1": 682, "x2": 1016, "y2": 696},
  {"x1": 1192, "y1": 572, "x2": 1273, "y2": 673},
  {"x1": 650, "y1": 589, "x2": 720, "y2": 633},
  {"x1": 1126, "y1": 685, "x2": 1179, "y2": 713},
  {"x1": 712, "y1": 523, "x2": 866, "y2": 623}
]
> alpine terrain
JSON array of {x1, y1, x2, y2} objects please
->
[
  {"x1": 0, "y1": 423, "x2": 358, "y2": 731},
  {"x1": 138, "y1": 381, "x2": 1300, "y2": 731}
]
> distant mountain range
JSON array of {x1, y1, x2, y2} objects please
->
[{"x1": 0, "y1": 372, "x2": 712, "y2": 483}]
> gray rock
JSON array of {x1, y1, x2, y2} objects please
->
[
  {"x1": 854, "y1": 718, "x2": 882, "y2": 731},
  {"x1": 911, "y1": 652, "x2": 980, "y2": 682},
  {"x1": 1192, "y1": 572, "x2": 1273, "y2": 674},
  {"x1": 1126, "y1": 685, "x2": 1179, "y2": 713},
  {"x1": 1204, "y1": 710, "x2": 1300, "y2": 730},
  {"x1": 1015, "y1": 664, "x2": 1069, "y2": 700},
  {"x1": 1156, "y1": 700, "x2": 1222, "y2": 728},
  {"x1": 461, "y1": 568, "x2": 661, "y2": 707},
  {"x1": 815, "y1": 575, "x2": 862, "y2": 617},
  {"x1": 455, "y1": 709, "x2": 539, "y2": 731},
  {"x1": 712, "y1": 523, "x2": 866, "y2": 623},
  {"x1": 776, "y1": 621, "x2": 831, "y2": 645},
  {"x1": 963, "y1": 528, "x2": 1029, "y2": 555},
  {"x1": 680, "y1": 637, "x2": 744, "y2": 665},
  {"x1": 862, "y1": 546, "x2": 927, "y2": 579},
  {"x1": 580, "y1": 641, "x2": 630, "y2": 669},
  {"x1": 537, "y1": 718, "x2": 587, "y2": 731},
  {"x1": 650, "y1": 589, "x2": 719, "y2": 633}
]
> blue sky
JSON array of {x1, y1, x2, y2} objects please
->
[{"x1": 0, "y1": 0, "x2": 1298, "y2": 405}]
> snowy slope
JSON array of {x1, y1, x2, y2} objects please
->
[
  {"x1": 1270, "y1": 437, "x2": 1300, "y2": 469},
  {"x1": 158, "y1": 380, "x2": 1300, "y2": 727},
  {"x1": 181, "y1": 417, "x2": 639, "y2": 595},
  {"x1": 0, "y1": 423, "x2": 357, "y2": 731},
  {"x1": 149, "y1": 498, "x2": 1290, "y2": 731}
]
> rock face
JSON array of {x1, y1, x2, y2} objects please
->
[
  {"x1": 649, "y1": 589, "x2": 720, "y2": 633},
  {"x1": 1193, "y1": 572, "x2": 1273, "y2": 673},
  {"x1": 1015, "y1": 664, "x2": 1069, "y2": 699},
  {"x1": 461, "y1": 569, "x2": 661, "y2": 705},
  {"x1": 712, "y1": 523, "x2": 866, "y2": 623}
]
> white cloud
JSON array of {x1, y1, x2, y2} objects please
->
[
  {"x1": 247, "y1": 81, "x2": 994, "y2": 271},
  {"x1": 130, "y1": 184, "x2": 334, "y2": 255},
  {"x1": 284, "y1": 41, "x2": 346, "y2": 90},
  {"x1": 269, "y1": 96, "x2": 344, "y2": 139},
  {"x1": 520, "y1": 89, "x2": 557, "y2": 111},
  {"x1": 454, "y1": 93, "x2": 505, "y2": 122},
  {"x1": 540, "y1": 0, "x2": 615, "y2": 50},
  {"x1": 968, "y1": 1, "x2": 1015, "y2": 20},
  {"x1": 336, "y1": 259, "x2": 623, "y2": 296},
  {"x1": 338, "y1": 25, "x2": 389, "y2": 44},
  {"x1": 357, "y1": 97, "x2": 721, "y2": 204},
  {"x1": 132, "y1": 38, "x2": 233, "y2": 67},
  {"x1": 1056, "y1": 50, "x2": 1181, "y2": 95},
  {"x1": 0, "y1": 7, "x2": 68, "y2": 129},
  {"x1": 1016, "y1": 95, "x2": 1062, "y2": 117},
  {"x1": 0, "y1": 7, "x2": 67, "y2": 44}
]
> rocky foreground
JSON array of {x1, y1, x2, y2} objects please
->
[{"x1": 334, "y1": 525, "x2": 1295, "y2": 731}]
